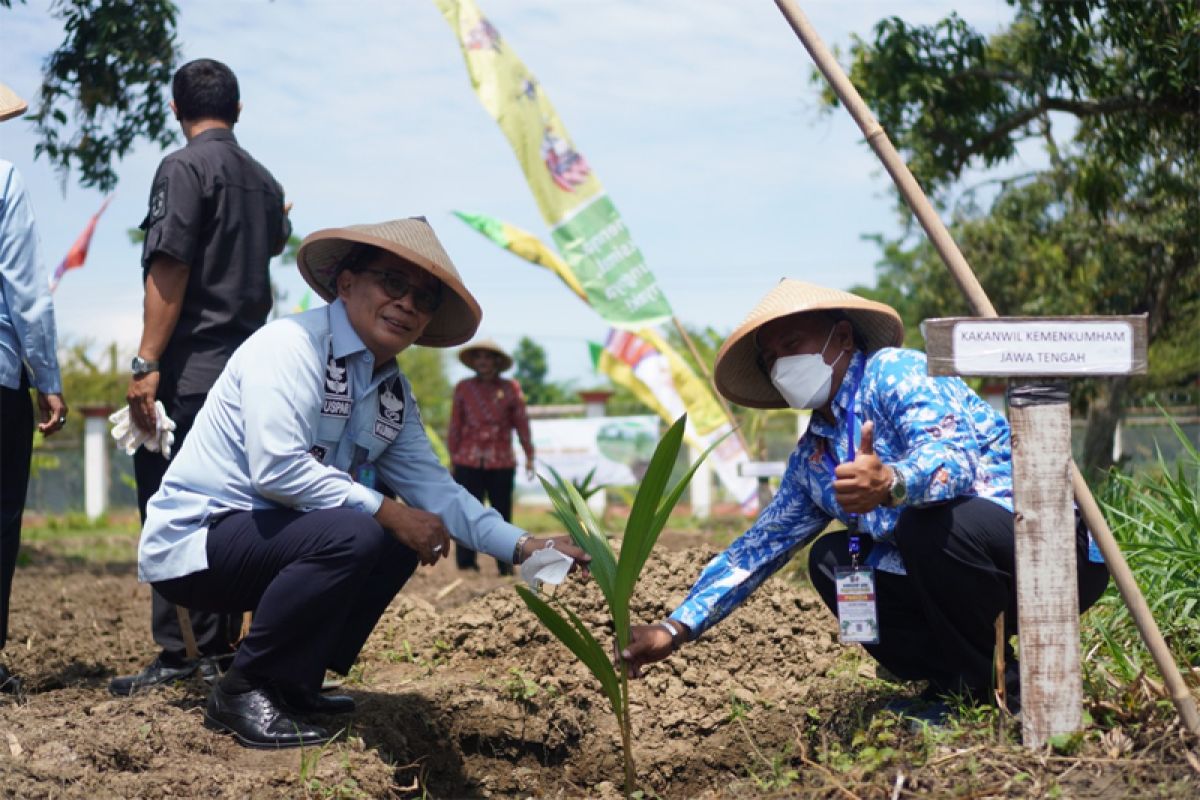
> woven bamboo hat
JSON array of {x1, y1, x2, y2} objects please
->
[
  {"x1": 0, "y1": 82, "x2": 28, "y2": 123},
  {"x1": 297, "y1": 216, "x2": 481, "y2": 348},
  {"x1": 459, "y1": 338, "x2": 513, "y2": 373},
  {"x1": 714, "y1": 279, "x2": 904, "y2": 409}
]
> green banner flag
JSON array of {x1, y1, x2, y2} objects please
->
[{"x1": 436, "y1": 0, "x2": 672, "y2": 327}]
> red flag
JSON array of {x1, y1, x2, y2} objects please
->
[{"x1": 50, "y1": 195, "x2": 113, "y2": 292}]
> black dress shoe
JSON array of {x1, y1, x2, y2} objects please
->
[
  {"x1": 197, "y1": 654, "x2": 235, "y2": 686},
  {"x1": 0, "y1": 665, "x2": 22, "y2": 696},
  {"x1": 203, "y1": 685, "x2": 333, "y2": 749},
  {"x1": 274, "y1": 684, "x2": 356, "y2": 716},
  {"x1": 108, "y1": 656, "x2": 196, "y2": 696}
]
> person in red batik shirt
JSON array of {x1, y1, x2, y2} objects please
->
[{"x1": 448, "y1": 339, "x2": 535, "y2": 575}]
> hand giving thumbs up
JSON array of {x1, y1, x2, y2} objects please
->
[{"x1": 833, "y1": 421, "x2": 893, "y2": 513}]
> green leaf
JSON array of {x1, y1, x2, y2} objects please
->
[
  {"x1": 540, "y1": 468, "x2": 618, "y2": 601},
  {"x1": 515, "y1": 585, "x2": 623, "y2": 721},
  {"x1": 610, "y1": 416, "x2": 697, "y2": 645}
]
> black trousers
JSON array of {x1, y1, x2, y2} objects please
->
[
  {"x1": 153, "y1": 507, "x2": 418, "y2": 690},
  {"x1": 452, "y1": 465, "x2": 514, "y2": 572},
  {"x1": 808, "y1": 496, "x2": 1110, "y2": 705},
  {"x1": 134, "y1": 391, "x2": 239, "y2": 662},
  {"x1": 0, "y1": 380, "x2": 34, "y2": 650}
]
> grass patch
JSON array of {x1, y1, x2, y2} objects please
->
[
  {"x1": 1083, "y1": 415, "x2": 1200, "y2": 706},
  {"x1": 20, "y1": 509, "x2": 140, "y2": 564}
]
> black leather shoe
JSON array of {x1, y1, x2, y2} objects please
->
[
  {"x1": 274, "y1": 684, "x2": 356, "y2": 716},
  {"x1": 0, "y1": 665, "x2": 22, "y2": 696},
  {"x1": 108, "y1": 656, "x2": 196, "y2": 696},
  {"x1": 197, "y1": 654, "x2": 234, "y2": 686},
  {"x1": 203, "y1": 685, "x2": 333, "y2": 749}
]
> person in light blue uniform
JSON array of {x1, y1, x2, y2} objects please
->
[
  {"x1": 139, "y1": 217, "x2": 587, "y2": 749},
  {"x1": 0, "y1": 81, "x2": 69, "y2": 696},
  {"x1": 622, "y1": 280, "x2": 1108, "y2": 716}
]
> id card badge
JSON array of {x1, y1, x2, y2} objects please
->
[
  {"x1": 355, "y1": 462, "x2": 377, "y2": 490},
  {"x1": 835, "y1": 566, "x2": 880, "y2": 644}
]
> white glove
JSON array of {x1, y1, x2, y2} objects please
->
[
  {"x1": 108, "y1": 403, "x2": 177, "y2": 457},
  {"x1": 108, "y1": 406, "x2": 153, "y2": 455},
  {"x1": 153, "y1": 401, "x2": 178, "y2": 459}
]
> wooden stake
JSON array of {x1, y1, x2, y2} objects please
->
[
  {"x1": 994, "y1": 613, "x2": 1006, "y2": 709},
  {"x1": 771, "y1": 0, "x2": 1200, "y2": 738},
  {"x1": 175, "y1": 605, "x2": 199, "y2": 662},
  {"x1": 1010, "y1": 385, "x2": 1081, "y2": 746}
]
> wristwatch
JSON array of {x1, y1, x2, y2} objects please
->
[
  {"x1": 131, "y1": 356, "x2": 160, "y2": 377},
  {"x1": 888, "y1": 467, "x2": 908, "y2": 507}
]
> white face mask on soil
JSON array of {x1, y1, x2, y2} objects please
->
[{"x1": 769, "y1": 326, "x2": 845, "y2": 409}]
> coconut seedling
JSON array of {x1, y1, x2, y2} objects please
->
[{"x1": 515, "y1": 414, "x2": 720, "y2": 797}]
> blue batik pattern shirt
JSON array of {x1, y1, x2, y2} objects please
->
[{"x1": 671, "y1": 348, "x2": 1015, "y2": 639}]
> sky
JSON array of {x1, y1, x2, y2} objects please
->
[{"x1": 0, "y1": 0, "x2": 1021, "y2": 388}]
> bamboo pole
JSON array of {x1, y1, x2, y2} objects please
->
[
  {"x1": 771, "y1": 0, "x2": 1200, "y2": 737},
  {"x1": 670, "y1": 315, "x2": 753, "y2": 457}
]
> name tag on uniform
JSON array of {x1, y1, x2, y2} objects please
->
[
  {"x1": 835, "y1": 567, "x2": 880, "y2": 644},
  {"x1": 322, "y1": 355, "x2": 351, "y2": 418}
]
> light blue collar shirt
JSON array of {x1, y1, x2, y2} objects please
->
[
  {"x1": 139, "y1": 299, "x2": 524, "y2": 582},
  {"x1": 0, "y1": 160, "x2": 61, "y2": 392}
]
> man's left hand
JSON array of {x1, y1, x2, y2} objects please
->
[
  {"x1": 36, "y1": 392, "x2": 68, "y2": 436},
  {"x1": 520, "y1": 534, "x2": 590, "y2": 579},
  {"x1": 833, "y1": 420, "x2": 892, "y2": 513}
]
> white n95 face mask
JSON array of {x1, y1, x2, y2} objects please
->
[{"x1": 769, "y1": 326, "x2": 844, "y2": 409}]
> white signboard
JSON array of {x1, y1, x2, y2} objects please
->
[
  {"x1": 515, "y1": 415, "x2": 660, "y2": 504},
  {"x1": 953, "y1": 321, "x2": 1135, "y2": 376}
]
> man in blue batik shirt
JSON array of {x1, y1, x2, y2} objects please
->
[
  {"x1": 622, "y1": 279, "x2": 1108, "y2": 718},
  {"x1": 139, "y1": 217, "x2": 587, "y2": 749},
  {"x1": 0, "y1": 81, "x2": 69, "y2": 696}
]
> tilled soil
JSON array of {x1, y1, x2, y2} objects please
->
[{"x1": 1, "y1": 532, "x2": 1196, "y2": 798}]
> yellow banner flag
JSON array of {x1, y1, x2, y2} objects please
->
[{"x1": 437, "y1": 0, "x2": 672, "y2": 326}]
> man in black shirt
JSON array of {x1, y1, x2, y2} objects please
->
[{"x1": 110, "y1": 59, "x2": 292, "y2": 696}]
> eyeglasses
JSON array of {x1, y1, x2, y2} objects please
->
[{"x1": 359, "y1": 269, "x2": 442, "y2": 313}]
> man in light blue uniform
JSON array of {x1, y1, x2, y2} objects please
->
[
  {"x1": 622, "y1": 280, "x2": 1108, "y2": 718},
  {"x1": 0, "y1": 81, "x2": 69, "y2": 696},
  {"x1": 139, "y1": 217, "x2": 586, "y2": 748}
]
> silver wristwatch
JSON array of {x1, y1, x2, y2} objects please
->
[{"x1": 131, "y1": 356, "x2": 160, "y2": 377}]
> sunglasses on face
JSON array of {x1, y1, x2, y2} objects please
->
[{"x1": 359, "y1": 269, "x2": 443, "y2": 313}]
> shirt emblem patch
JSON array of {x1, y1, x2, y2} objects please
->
[
  {"x1": 149, "y1": 179, "x2": 167, "y2": 222},
  {"x1": 374, "y1": 379, "x2": 404, "y2": 442},
  {"x1": 321, "y1": 355, "x2": 351, "y2": 418}
]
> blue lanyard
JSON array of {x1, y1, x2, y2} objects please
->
[{"x1": 822, "y1": 391, "x2": 862, "y2": 566}]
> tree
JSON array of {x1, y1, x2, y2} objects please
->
[
  {"x1": 5, "y1": 0, "x2": 181, "y2": 191},
  {"x1": 397, "y1": 347, "x2": 452, "y2": 434},
  {"x1": 826, "y1": 0, "x2": 1199, "y2": 476},
  {"x1": 513, "y1": 336, "x2": 572, "y2": 405}
]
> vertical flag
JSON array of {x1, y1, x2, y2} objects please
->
[
  {"x1": 454, "y1": 210, "x2": 586, "y2": 302},
  {"x1": 592, "y1": 330, "x2": 759, "y2": 512},
  {"x1": 436, "y1": 0, "x2": 672, "y2": 327},
  {"x1": 50, "y1": 195, "x2": 112, "y2": 292},
  {"x1": 458, "y1": 208, "x2": 758, "y2": 511}
]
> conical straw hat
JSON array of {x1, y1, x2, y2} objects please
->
[
  {"x1": 297, "y1": 216, "x2": 481, "y2": 348},
  {"x1": 714, "y1": 279, "x2": 904, "y2": 409},
  {"x1": 459, "y1": 338, "x2": 514, "y2": 372},
  {"x1": 0, "y1": 82, "x2": 28, "y2": 123}
]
